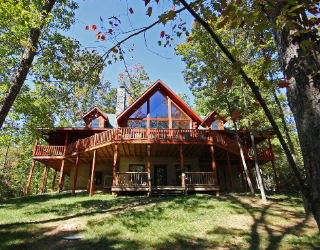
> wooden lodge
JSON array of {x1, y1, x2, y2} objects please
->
[{"x1": 25, "y1": 80, "x2": 279, "y2": 197}]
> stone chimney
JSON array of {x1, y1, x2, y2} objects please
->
[{"x1": 116, "y1": 86, "x2": 126, "y2": 117}]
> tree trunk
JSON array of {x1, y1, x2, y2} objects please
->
[
  {"x1": 225, "y1": 97, "x2": 255, "y2": 196},
  {"x1": 179, "y1": 0, "x2": 318, "y2": 228},
  {"x1": 240, "y1": 83, "x2": 267, "y2": 202},
  {"x1": 0, "y1": 0, "x2": 57, "y2": 128},
  {"x1": 268, "y1": 3, "x2": 320, "y2": 227},
  {"x1": 2, "y1": 146, "x2": 9, "y2": 169}
]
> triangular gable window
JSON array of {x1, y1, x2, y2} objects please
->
[
  {"x1": 150, "y1": 91, "x2": 168, "y2": 118},
  {"x1": 126, "y1": 90, "x2": 191, "y2": 129},
  {"x1": 171, "y1": 103, "x2": 188, "y2": 119},
  {"x1": 129, "y1": 102, "x2": 147, "y2": 118}
]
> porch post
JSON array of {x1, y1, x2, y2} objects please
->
[
  {"x1": 112, "y1": 144, "x2": 118, "y2": 197},
  {"x1": 58, "y1": 133, "x2": 69, "y2": 193},
  {"x1": 51, "y1": 170, "x2": 57, "y2": 192},
  {"x1": 147, "y1": 144, "x2": 151, "y2": 196},
  {"x1": 25, "y1": 160, "x2": 36, "y2": 196},
  {"x1": 57, "y1": 160, "x2": 65, "y2": 193},
  {"x1": 180, "y1": 145, "x2": 187, "y2": 195},
  {"x1": 25, "y1": 139, "x2": 39, "y2": 196},
  {"x1": 72, "y1": 154, "x2": 80, "y2": 195},
  {"x1": 239, "y1": 156, "x2": 247, "y2": 192},
  {"x1": 89, "y1": 149, "x2": 97, "y2": 197},
  {"x1": 210, "y1": 146, "x2": 218, "y2": 186},
  {"x1": 226, "y1": 151, "x2": 234, "y2": 192},
  {"x1": 87, "y1": 158, "x2": 93, "y2": 191},
  {"x1": 40, "y1": 165, "x2": 47, "y2": 194},
  {"x1": 271, "y1": 160, "x2": 281, "y2": 192},
  {"x1": 210, "y1": 146, "x2": 219, "y2": 196}
]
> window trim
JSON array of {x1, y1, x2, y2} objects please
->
[{"x1": 94, "y1": 171, "x2": 103, "y2": 185}]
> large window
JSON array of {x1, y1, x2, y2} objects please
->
[
  {"x1": 211, "y1": 121, "x2": 220, "y2": 130},
  {"x1": 127, "y1": 91, "x2": 191, "y2": 129},
  {"x1": 91, "y1": 119, "x2": 99, "y2": 128}
]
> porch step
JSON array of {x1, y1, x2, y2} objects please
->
[{"x1": 150, "y1": 189, "x2": 185, "y2": 196}]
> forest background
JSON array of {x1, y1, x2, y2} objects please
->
[{"x1": 0, "y1": 0, "x2": 310, "y2": 208}]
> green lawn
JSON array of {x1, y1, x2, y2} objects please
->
[{"x1": 0, "y1": 192, "x2": 318, "y2": 249}]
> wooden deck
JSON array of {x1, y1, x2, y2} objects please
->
[{"x1": 33, "y1": 128, "x2": 274, "y2": 160}]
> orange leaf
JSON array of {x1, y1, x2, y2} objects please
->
[
  {"x1": 239, "y1": 20, "x2": 245, "y2": 28},
  {"x1": 209, "y1": 23, "x2": 215, "y2": 29},
  {"x1": 154, "y1": 0, "x2": 159, "y2": 3},
  {"x1": 129, "y1": 8, "x2": 134, "y2": 14},
  {"x1": 231, "y1": 111, "x2": 239, "y2": 121},
  {"x1": 278, "y1": 81, "x2": 292, "y2": 88},
  {"x1": 92, "y1": 25, "x2": 97, "y2": 31},
  {"x1": 85, "y1": 26, "x2": 89, "y2": 30},
  {"x1": 144, "y1": 0, "x2": 150, "y2": 6},
  {"x1": 227, "y1": 78, "x2": 233, "y2": 88},
  {"x1": 252, "y1": 122, "x2": 261, "y2": 128},
  {"x1": 264, "y1": 55, "x2": 272, "y2": 63},
  {"x1": 146, "y1": 6, "x2": 152, "y2": 17},
  {"x1": 160, "y1": 31, "x2": 165, "y2": 38},
  {"x1": 101, "y1": 35, "x2": 106, "y2": 40}
]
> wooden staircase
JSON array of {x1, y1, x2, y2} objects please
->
[{"x1": 150, "y1": 186, "x2": 185, "y2": 196}]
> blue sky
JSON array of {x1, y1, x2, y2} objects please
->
[{"x1": 65, "y1": 0, "x2": 195, "y2": 101}]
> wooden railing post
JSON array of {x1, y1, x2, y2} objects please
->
[{"x1": 32, "y1": 139, "x2": 38, "y2": 157}]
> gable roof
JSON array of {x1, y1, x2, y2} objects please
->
[
  {"x1": 82, "y1": 106, "x2": 109, "y2": 122},
  {"x1": 200, "y1": 110, "x2": 228, "y2": 127},
  {"x1": 117, "y1": 79, "x2": 203, "y2": 125}
]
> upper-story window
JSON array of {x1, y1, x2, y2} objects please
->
[
  {"x1": 127, "y1": 91, "x2": 191, "y2": 129},
  {"x1": 91, "y1": 119, "x2": 100, "y2": 128},
  {"x1": 211, "y1": 121, "x2": 220, "y2": 130}
]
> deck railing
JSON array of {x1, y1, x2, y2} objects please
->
[
  {"x1": 248, "y1": 148, "x2": 273, "y2": 158},
  {"x1": 33, "y1": 128, "x2": 273, "y2": 160},
  {"x1": 34, "y1": 146, "x2": 64, "y2": 156},
  {"x1": 115, "y1": 172, "x2": 149, "y2": 187},
  {"x1": 185, "y1": 172, "x2": 216, "y2": 186}
]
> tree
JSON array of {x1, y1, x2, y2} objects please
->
[
  {"x1": 175, "y1": 0, "x2": 320, "y2": 227},
  {"x1": 0, "y1": 0, "x2": 58, "y2": 128},
  {"x1": 117, "y1": 63, "x2": 153, "y2": 105},
  {"x1": 94, "y1": 0, "x2": 320, "y2": 226}
]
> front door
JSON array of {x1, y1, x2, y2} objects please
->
[{"x1": 154, "y1": 165, "x2": 167, "y2": 186}]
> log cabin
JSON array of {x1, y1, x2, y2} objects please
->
[{"x1": 26, "y1": 80, "x2": 280, "y2": 197}]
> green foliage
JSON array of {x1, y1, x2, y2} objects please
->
[{"x1": 117, "y1": 63, "x2": 153, "y2": 105}]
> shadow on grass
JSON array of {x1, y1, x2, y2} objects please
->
[{"x1": 0, "y1": 193, "x2": 319, "y2": 250}]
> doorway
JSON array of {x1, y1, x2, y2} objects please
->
[{"x1": 154, "y1": 165, "x2": 167, "y2": 186}]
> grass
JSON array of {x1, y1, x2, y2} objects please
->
[{"x1": 0, "y1": 192, "x2": 319, "y2": 250}]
